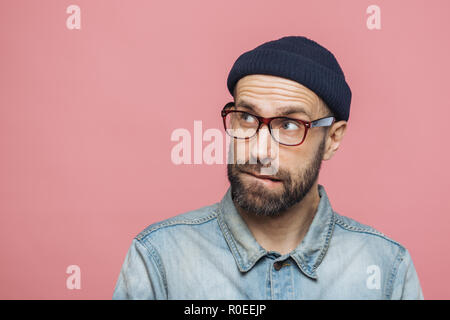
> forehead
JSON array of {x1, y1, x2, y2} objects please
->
[{"x1": 234, "y1": 74, "x2": 321, "y2": 116}]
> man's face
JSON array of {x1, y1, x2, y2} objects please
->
[{"x1": 227, "y1": 74, "x2": 331, "y2": 217}]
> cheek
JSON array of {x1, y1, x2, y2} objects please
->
[{"x1": 278, "y1": 146, "x2": 312, "y2": 172}]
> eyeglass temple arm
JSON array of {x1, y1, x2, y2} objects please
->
[{"x1": 310, "y1": 117, "x2": 335, "y2": 128}]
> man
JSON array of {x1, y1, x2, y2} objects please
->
[{"x1": 112, "y1": 36, "x2": 423, "y2": 299}]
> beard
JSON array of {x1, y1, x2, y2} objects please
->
[{"x1": 227, "y1": 136, "x2": 326, "y2": 217}]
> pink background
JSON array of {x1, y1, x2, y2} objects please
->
[{"x1": 1, "y1": 0, "x2": 449, "y2": 299}]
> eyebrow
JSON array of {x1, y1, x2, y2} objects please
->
[{"x1": 235, "y1": 99, "x2": 312, "y2": 118}]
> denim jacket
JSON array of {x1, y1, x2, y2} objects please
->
[{"x1": 112, "y1": 184, "x2": 424, "y2": 299}]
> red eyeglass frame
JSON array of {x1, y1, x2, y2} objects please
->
[{"x1": 221, "y1": 102, "x2": 336, "y2": 146}]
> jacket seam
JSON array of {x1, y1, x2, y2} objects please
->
[
  {"x1": 136, "y1": 210, "x2": 219, "y2": 242},
  {"x1": 385, "y1": 245, "x2": 406, "y2": 299},
  {"x1": 312, "y1": 211, "x2": 336, "y2": 272},
  {"x1": 134, "y1": 238, "x2": 169, "y2": 299},
  {"x1": 334, "y1": 217, "x2": 404, "y2": 248},
  {"x1": 216, "y1": 208, "x2": 245, "y2": 270}
]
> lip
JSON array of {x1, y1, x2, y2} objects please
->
[{"x1": 241, "y1": 170, "x2": 282, "y2": 182}]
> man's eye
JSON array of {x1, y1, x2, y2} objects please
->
[
  {"x1": 281, "y1": 120, "x2": 300, "y2": 130},
  {"x1": 241, "y1": 113, "x2": 256, "y2": 123}
]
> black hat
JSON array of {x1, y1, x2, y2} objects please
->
[{"x1": 227, "y1": 36, "x2": 352, "y2": 121}]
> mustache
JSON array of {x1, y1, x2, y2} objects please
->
[{"x1": 232, "y1": 163, "x2": 286, "y2": 181}]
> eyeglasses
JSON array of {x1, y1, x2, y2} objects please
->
[{"x1": 221, "y1": 102, "x2": 335, "y2": 146}]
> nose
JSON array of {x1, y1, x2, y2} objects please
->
[{"x1": 249, "y1": 124, "x2": 279, "y2": 166}]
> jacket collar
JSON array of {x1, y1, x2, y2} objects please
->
[{"x1": 216, "y1": 183, "x2": 335, "y2": 279}]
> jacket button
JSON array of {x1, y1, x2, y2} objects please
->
[{"x1": 273, "y1": 261, "x2": 283, "y2": 271}]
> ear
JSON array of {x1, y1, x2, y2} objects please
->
[{"x1": 323, "y1": 121, "x2": 347, "y2": 161}]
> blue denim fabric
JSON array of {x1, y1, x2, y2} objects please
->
[{"x1": 112, "y1": 184, "x2": 424, "y2": 300}]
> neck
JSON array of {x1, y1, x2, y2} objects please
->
[{"x1": 236, "y1": 182, "x2": 320, "y2": 256}]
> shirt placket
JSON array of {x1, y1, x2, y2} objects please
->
[{"x1": 269, "y1": 257, "x2": 294, "y2": 299}]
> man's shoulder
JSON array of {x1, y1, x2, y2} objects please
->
[
  {"x1": 134, "y1": 202, "x2": 220, "y2": 243},
  {"x1": 332, "y1": 211, "x2": 406, "y2": 251}
]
